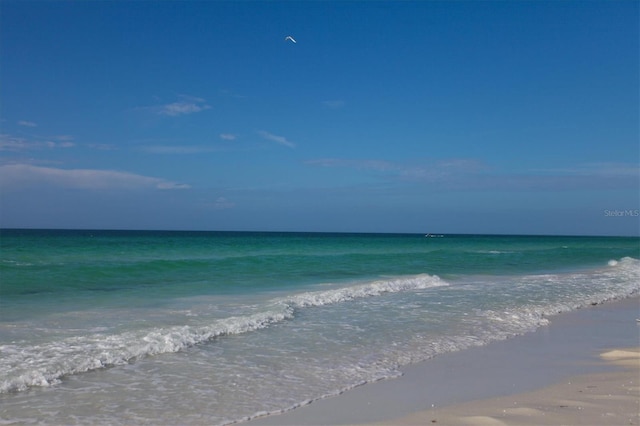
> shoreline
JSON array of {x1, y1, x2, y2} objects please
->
[
  {"x1": 247, "y1": 296, "x2": 640, "y2": 425},
  {"x1": 367, "y1": 348, "x2": 639, "y2": 426}
]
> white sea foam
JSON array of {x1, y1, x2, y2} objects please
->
[
  {"x1": 1, "y1": 258, "x2": 639, "y2": 426},
  {"x1": 0, "y1": 306, "x2": 294, "y2": 393},
  {"x1": 236, "y1": 258, "x2": 640, "y2": 423},
  {"x1": 286, "y1": 273, "x2": 447, "y2": 308},
  {"x1": 2, "y1": 260, "x2": 638, "y2": 399},
  {"x1": 0, "y1": 273, "x2": 446, "y2": 394}
]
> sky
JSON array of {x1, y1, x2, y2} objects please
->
[{"x1": 1, "y1": 0, "x2": 638, "y2": 235}]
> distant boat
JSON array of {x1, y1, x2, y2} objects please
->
[{"x1": 425, "y1": 234, "x2": 444, "y2": 238}]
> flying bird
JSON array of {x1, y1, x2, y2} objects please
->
[{"x1": 285, "y1": 35, "x2": 297, "y2": 43}]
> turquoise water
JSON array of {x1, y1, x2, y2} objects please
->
[{"x1": 1, "y1": 230, "x2": 639, "y2": 424}]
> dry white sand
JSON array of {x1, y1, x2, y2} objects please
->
[{"x1": 369, "y1": 348, "x2": 639, "y2": 426}]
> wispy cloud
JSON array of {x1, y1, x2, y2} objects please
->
[
  {"x1": 159, "y1": 101, "x2": 209, "y2": 116},
  {"x1": 258, "y1": 130, "x2": 296, "y2": 148},
  {"x1": 142, "y1": 95, "x2": 211, "y2": 117},
  {"x1": 0, "y1": 164, "x2": 190, "y2": 191},
  {"x1": 1, "y1": 135, "x2": 30, "y2": 151},
  {"x1": 219, "y1": 133, "x2": 237, "y2": 141},
  {"x1": 88, "y1": 143, "x2": 118, "y2": 151},
  {"x1": 0, "y1": 134, "x2": 75, "y2": 151},
  {"x1": 305, "y1": 158, "x2": 639, "y2": 191},
  {"x1": 306, "y1": 158, "x2": 396, "y2": 172},
  {"x1": 305, "y1": 158, "x2": 485, "y2": 181},
  {"x1": 17, "y1": 120, "x2": 37, "y2": 127}
]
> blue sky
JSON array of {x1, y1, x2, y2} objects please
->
[{"x1": 1, "y1": 1, "x2": 638, "y2": 235}]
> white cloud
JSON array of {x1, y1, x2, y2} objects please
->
[
  {"x1": 219, "y1": 133, "x2": 237, "y2": 141},
  {"x1": 159, "y1": 101, "x2": 210, "y2": 116},
  {"x1": 0, "y1": 134, "x2": 28, "y2": 151},
  {"x1": 258, "y1": 130, "x2": 296, "y2": 148},
  {"x1": 0, "y1": 164, "x2": 190, "y2": 191},
  {"x1": 17, "y1": 120, "x2": 37, "y2": 127},
  {"x1": 0, "y1": 134, "x2": 75, "y2": 151},
  {"x1": 136, "y1": 95, "x2": 211, "y2": 116},
  {"x1": 144, "y1": 95, "x2": 211, "y2": 116}
]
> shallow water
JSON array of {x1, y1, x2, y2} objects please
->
[{"x1": 1, "y1": 230, "x2": 638, "y2": 424}]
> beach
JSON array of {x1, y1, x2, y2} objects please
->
[
  {"x1": 248, "y1": 296, "x2": 640, "y2": 426},
  {"x1": 371, "y1": 349, "x2": 639, "y2": 426},
  {"x1": 1, "y1": 231, "x2": 638, "y2": 425}
]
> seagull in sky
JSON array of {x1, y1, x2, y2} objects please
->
[{"x1": 285, "y1": 35, "x2": 297, "y2": 43}]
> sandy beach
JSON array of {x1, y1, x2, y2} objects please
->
[
  {"x1": 369, "y1": 348, "x2": 639, "y2": 426},
  {"x1": 248, "y1": 296, "x2": 640, "y2": 426}
]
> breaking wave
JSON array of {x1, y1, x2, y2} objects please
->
[{"x1": 0, "y1": 273, "x2": 447, "y2": 393}]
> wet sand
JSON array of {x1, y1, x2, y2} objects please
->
[
  {"x1": 369, "y1": 348, "x2": 639, "y2": 425},
  {"x1": 248, "y1": 297, "x2": 640, "y2": 425}
]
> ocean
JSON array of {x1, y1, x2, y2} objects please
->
[{"x1": 1, "y1": 230, "x2": 638, "y2": 425}]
